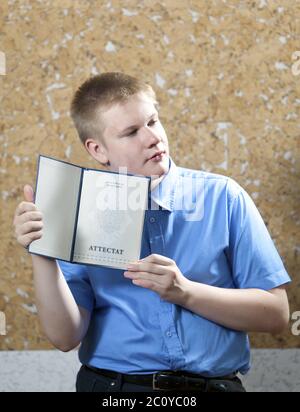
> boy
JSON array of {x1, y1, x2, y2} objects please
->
[{"x1": 13, "y1": 72, "x2": 291, "y2": 392}]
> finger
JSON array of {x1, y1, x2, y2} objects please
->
[
  {"x1": 15, "y1": 201, "x2": 37, "y2": 218},
  {"x1": 17, "y1": 220, "x2": 44, "y2": 236},
  {"x1": 131, "y1": 276, "x2": 169, "y2": 295},
  {"x1": 127, "y1": 262, "x2": 168, "y2": 276},
  {"x1": 139, "y1": 253, "x2": 174, "y2": 266},
  {"x1": 17, "y1": 231, "x2": 43, "y2": 247},
  {"x1": 124, "y1": 271, "x2": 164, "y2": 286},
  {"x1": 13, "y1": 203, "x2": 39, "y2": 229},
  {"x1": 132, "y1": 278, "x2": 159, "y2": 290},
  {"x1": 17, "y1": 211, "x2": 43, "y2": 225},
  {"x1": 24, "y1": 184, "x2": 34, "y2": 202}
]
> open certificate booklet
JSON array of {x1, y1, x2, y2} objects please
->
[{"x1": 29, "y1": 155, "x2": 150, "y2": 270}]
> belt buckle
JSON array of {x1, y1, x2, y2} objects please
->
[
  {"x1": 152, "y1": 372, "x2": 162, "y2": 390},
  {"x1": 153, "y1": 371, "x2": 172, "y2": 391}
]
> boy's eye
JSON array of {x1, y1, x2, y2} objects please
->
[{"x1": 127, "y1": 119, "x2": 158, "y2": 136}]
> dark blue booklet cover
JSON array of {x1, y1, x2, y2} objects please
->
[{"x1": 28, "y1": 155, "x2": 150, "y2": 270}]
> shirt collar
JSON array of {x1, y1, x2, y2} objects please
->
[{"x1": 149, "y1": 156, "x2": 178, "y2": 212}]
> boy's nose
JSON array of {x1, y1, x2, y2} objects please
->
[{"x1": 142, "y1": 126, "x2": 161, "y2": 145}]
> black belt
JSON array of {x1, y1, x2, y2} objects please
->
[{"x1": 86, "y1": 366, "x2": 237, "y2": 391}]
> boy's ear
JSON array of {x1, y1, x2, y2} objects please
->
[{"x1": 84, "y1": 138, "x2": 109, "y2": 166}]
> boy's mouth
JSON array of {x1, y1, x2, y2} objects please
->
[{"x1": 148, "y1": 150, "x2": 166, "y2": 161}]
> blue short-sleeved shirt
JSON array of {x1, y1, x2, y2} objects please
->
[{"x1": 57, "y1": 156, "x2": 291, "y2": 377}]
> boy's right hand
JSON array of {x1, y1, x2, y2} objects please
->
[{"x1": 13, "y1": 185, "x2": 44, "y2": 248}]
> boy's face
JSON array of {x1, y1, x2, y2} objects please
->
[{"x1": 85, "y1": 92, "x2": 170, "y2": 181}]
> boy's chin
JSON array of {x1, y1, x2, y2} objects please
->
[{"x1": 148, "y1": 155, "x2": 169, "y2": 171}]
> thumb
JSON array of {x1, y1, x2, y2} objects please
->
[{"x1": 24, "y1": 184, "x2": 34, "y2": 202}]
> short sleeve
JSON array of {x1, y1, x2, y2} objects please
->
[
  {"x1": 227, "y1": 181, "x2": 291, "y2": 290},
  {"x1": 57, "y1": 260, "x2": 95, "y2": 312}
]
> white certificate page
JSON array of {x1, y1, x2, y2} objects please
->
[
  {"x1": 73, "y1": 169, "x2": 149, "y2": 269},
  {"x1": 29, "y1": 156, "x2": 82, "y2": 261}
]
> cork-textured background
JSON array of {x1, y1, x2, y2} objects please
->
[{"x1": 0, "y1": 0, "x2": 299, "y2": 350}]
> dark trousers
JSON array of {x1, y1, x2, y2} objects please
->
[{"x1": 76, "y1": 365, "x2": 246, "y2": 392}]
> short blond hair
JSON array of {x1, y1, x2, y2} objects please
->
[{"x1": 71, "y1": 72, "x2": 157, "y2": 145}]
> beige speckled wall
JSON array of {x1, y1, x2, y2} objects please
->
[{"x1": 1, "y1": 0, "x2": 299, "y2": 350}]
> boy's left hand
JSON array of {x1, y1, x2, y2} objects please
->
[{"x1": 124, "y1": 254, "x2": 190, "y2": 305}]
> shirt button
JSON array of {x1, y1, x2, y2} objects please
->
[
  {"x1": 150, "y1": 217, "x2": 156, "y2": 223},
  {"x1": 166, "y1": 331, "x2": 172, "y2": 337}
]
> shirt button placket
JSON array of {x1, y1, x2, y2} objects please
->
[{"x1": 148, "y1": 214, "x2": 164, "y2": 255}]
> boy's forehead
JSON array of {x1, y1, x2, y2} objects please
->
[
  {"x1": 103, "y1": 93, "x2": 156, "y2": 118},
  {"x1": 101, "y1": 93, "x2": 157, "y2": 133}
]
